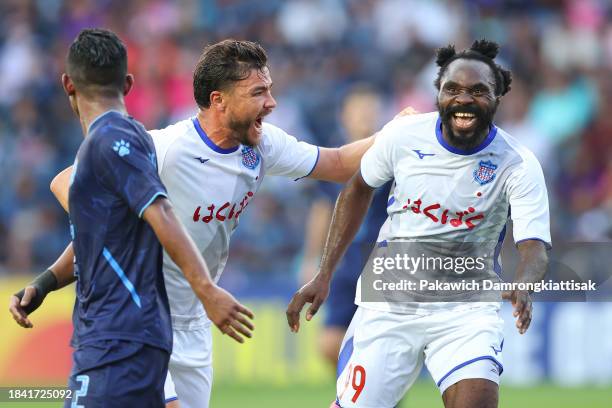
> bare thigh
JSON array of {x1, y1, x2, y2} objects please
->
[{"x1": 442, "y1": 378, "x2": 498, "y2": 408}]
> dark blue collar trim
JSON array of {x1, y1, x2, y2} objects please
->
[
  {"x1": 192, "y1": 117, "x2": 240, "y2": 154},
  {"x1": 87, "y1": 110, "x2": 126, "y2": 134},
  {"x1": 435, "y1": 117, "x2": 497, "y2": 155}
]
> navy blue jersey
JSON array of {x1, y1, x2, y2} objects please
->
[
  {"x1": 318, "y1": 180, "x2": 393, "y2": 328},
  {"x1": 68, "y1": 110, "x2": 171, "y2": 355}
]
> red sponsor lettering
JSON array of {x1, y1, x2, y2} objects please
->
[{"x1": 192, "y1": 191, "x2": 255, "y2": 224}]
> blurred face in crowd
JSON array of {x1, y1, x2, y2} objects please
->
[
  {"x1": 222, "y1": 67, "x2": 277, "y2": 147},
  {"x1": 436, "y1": 59, "x2": 499, "y2": 149},
  {"x1": 341, "y1": 90, "x2": 382, "y2": 142}
]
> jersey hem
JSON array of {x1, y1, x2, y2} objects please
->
[{"x1": 71, "y1": 334, "x2": 171, "y2": 354}]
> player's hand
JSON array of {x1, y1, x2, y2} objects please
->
[
  {"x1": 203, "y1": 285, "x2": 254, "y2": 344},
  {"x1": 502, "y1": 289, "x2": 532, "y2": 334},
  {"x1": 394, "y1": 106, "x2": 419, "y2": 119},
  {"x1": 8, "y1": 286, "x2": 37, "y2": 328},
  {"x1": 286, "y1": 275, "x2": 330, "y2": 333}
]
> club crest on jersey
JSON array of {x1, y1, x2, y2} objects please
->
[
  {"x1": 473, "y1": 160, "x2": 497, "y2": 185},
  {"x1": 241, "y1": 146, "x2": 260, "y2": 170}
]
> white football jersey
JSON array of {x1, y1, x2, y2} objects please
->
[
  {"x1": 357, "y1": 112, "x2": 551, "y2": 314},
  {"x1": 149, "y1": 118, "x2": 318, "y2": 329}
]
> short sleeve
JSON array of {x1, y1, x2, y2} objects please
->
[
  {"x1": 506, "y1": 152, "x2": 552, "y2": 248},
  {"x1": 260, "y1": 123, "x2": 319, "y2": 179},
  {"x1": 360, "y1": 125, "x2": 394, "y2": 188},
  {"x1": 91, "y1": 131, "x2": 167, "y2": 218}
]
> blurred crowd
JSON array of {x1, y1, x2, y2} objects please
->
[{"x1": 0, "y1": 0, "x2": 610, "y2": 291}]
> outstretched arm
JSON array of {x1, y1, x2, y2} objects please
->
[
  {"x1": 286, "y1": 171, "x2": 374, "y2": 332},
  {"x1": 308, "y1": 107, "x2": 419, "y2": 183},
  {"x1": 502, "y1": 240, "x2": 548, "y2": 334},
  {"x1": 143, "y1": 197, "x2": 254, "y2": 343},
  {"x1": 310, "y1": 138, "x2": 375, "y2": 183}
]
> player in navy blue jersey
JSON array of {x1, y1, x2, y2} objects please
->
[
  {"x1": 298, "y1": 87, "x2": 399, "y2": 367},
  {"x1": 9, "y1": 29, "x2": 253, "y2": 407}
]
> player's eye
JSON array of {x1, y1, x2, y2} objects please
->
[{"x1": 472, "y1": 88, "x2": 487, "y2": 96}]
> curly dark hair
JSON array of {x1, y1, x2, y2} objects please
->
[
  {"x1": 193, "y1": 39, "x2": 268, "y2": 109},
  {"x1": 433, "y1": 39, "x2": 512, "y2": 96},
  {"x1": 66, "y1": 28, "x2": 127, "y2": 96}
]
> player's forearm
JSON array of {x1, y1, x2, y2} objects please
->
[
  {"x1": 318, "y1": 172, "x2": 374, "y2": 282},
  {"x1": 336, "y1": 135, "x2": 375, "y2": 182},
  {"x1": 143, "y1": 198, "x2": 215, "y2": 298},
  {"x1": 312, "y1": 135, "x2": 376, "y2": 183},
  {"x1": 50, "y1": 166, "x2": 73, "y2": 212},
  {"x1": 49, "y1": 242, "x2": 77, "y2": 289},
  {"x1": 514, "y1": 240, "x2": 549, "y2": 286}
]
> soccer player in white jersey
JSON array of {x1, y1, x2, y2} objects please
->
[
  {"x1": 287, "y1": 40, "x2": 551, "y2": 408},
  {"x1": 47, "y1": 39, "x2": 403, "y2": 408}
]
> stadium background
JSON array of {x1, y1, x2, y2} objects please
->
[{"x1": 0, "y1": 0, "x2": 610, "y2": 406}]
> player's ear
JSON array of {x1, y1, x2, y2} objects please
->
[
  {"x1": 209, "y1": 91, "x2": 225, "y2": 112},
  {"x1": 62, "y1": 73, "x2": 76, "y2": 96},
  {"x1": 123, "y1": 74, "x2": 134, "y2": 96}
]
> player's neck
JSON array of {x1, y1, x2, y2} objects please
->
[
  {"x1": 196, "y1": 111, "x2": 241, "y2": 149},
  {"x1": 77, "y1": 97, "x2": 127, "y2": 137}
]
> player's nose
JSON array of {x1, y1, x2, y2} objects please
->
[
  {"x1": 265, "y1": 94, "x2": 277, "y2": 110},
  {"x1": 454, "y1": 91, "x2": 474, "y2": 104}
]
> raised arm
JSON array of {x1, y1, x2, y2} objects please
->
[
  {"x1": 286, "y1": 171, "x2": 374, "y2": 332},
  {"x1": 502, "y1": 239, "x2": 548, "y2": 334},
  {"x1": 143, "y1": 197, "x2": 254, "y2": 343}
]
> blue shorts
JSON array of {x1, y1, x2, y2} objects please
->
[
  {"x1": 64, "y1": 340, "x2": 169, "y2": 408},
  {"x1": 324, "y1": 245, "x2": 368, "y2": 328}
]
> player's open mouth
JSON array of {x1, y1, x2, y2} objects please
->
[
  {"x1": 451, "y1": 112, "x2": 477, "y2": 130},
  {"x1": 254, "y1": 117, "x2": 263, "y2": 130}
]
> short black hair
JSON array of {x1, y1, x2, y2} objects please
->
[
  {"x1": 434, "y1": 39, "x2": 512, "y2": 96},
  {"x1": 193, "y1": 39, "x2": 268, "y2": 109},
  {"x1": 66, "y1": 28, "x2": 127, "y2": 96}
]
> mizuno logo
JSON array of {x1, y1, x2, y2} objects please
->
[
  {"x1": 491, "y1": 339, "x2": 504, "y2": 355},
  {"x1": 194, "y1": 157, "x2": 210, "y2": 164},
  {"x1": 413, "y1": 149, "x2": 435, "y2": 159}
]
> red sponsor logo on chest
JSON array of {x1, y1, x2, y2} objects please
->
[
  {"x1": 400, "y1": 196, "x2": 485, "y2": 229},
  {"x1": 192, "y1": 191, "x2": 254, "y2": 223}
]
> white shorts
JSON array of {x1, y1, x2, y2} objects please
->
[
  {"x1": 335, "y1": 306, "x2": 504, "y2": 408},
  {"x1": 164, "y1": 326, "x2": 213, "y2": 408}
]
